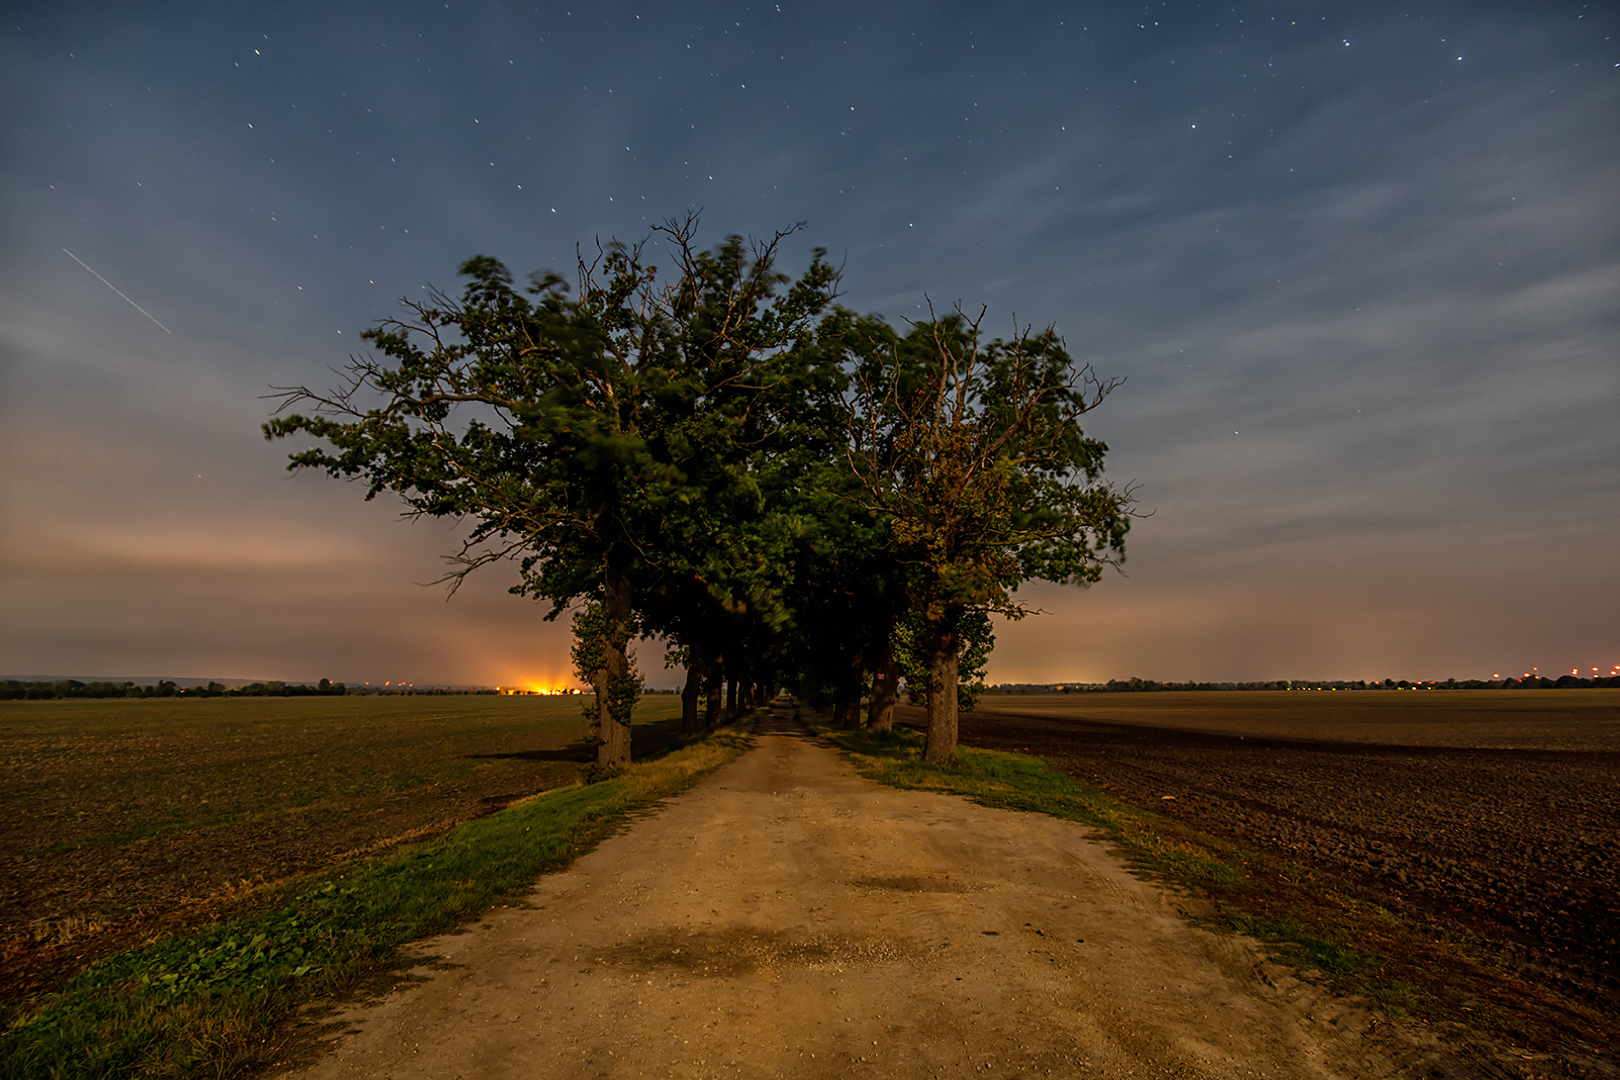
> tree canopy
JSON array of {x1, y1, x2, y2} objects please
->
[
  {"x1": 266, "y1": 221, "x2": 1131, "y2": 765},
  {"x1": 841, "y1": 304, "x2": 1132, "y2": 760}
]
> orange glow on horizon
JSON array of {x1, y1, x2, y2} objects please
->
[{"x1": 492, "y1": 669, "x2": 586, "y2": 695}]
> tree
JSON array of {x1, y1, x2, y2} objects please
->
[
  {"x1": 844, "y1": 304, "x2": 1132, "y2": 762},
  {"x1": 264, "y1": 217, "x2": 838, "y2": 767},
  {"x1": 633, "y1": 256, "x2": 850, "y2": 734}
]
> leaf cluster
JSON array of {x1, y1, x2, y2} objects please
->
[
  {"x1": 264, "y1": 215, "x2": 839, "y2": 618},
  {"x1": 843, "y1": 302, "x2": 1133, "y2": 623},
  {"x1": 263, "y1": 221, "x2": 1134, "y2": 743}
]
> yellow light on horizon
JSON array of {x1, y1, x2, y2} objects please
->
[{"x1": 499, "y1": 679, "x2": 586, "y2": 695}]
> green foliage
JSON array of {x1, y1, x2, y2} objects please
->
[
  {"x1": 893, "y1": 607, "x2": 992, "y2": 710},
  {"x1": 570, "y1": 602, "x2": 642, "y2": 727},
  {"x1": 1224, "y1": 913, "x2": 1381, "y2": 981},
  {"x1": 265, "y1": 217, "x2": 840, "y2": 762},
  {"x1": 263, "y1": 221, "x2": 836, "y2": 615},
  {"x1": 835, "y1": 305, "x2": 1133, "y2": 751},
  {"x1": 262, "y1": 219, "x2": 1132, "y2": 751},
  {"x1": 843, "y1": 307, "x2": 1132, "y2": 622}
]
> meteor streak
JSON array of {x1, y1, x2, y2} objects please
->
[{"x1": 62, "y1": 248, "x2": 172, "y2": 334}]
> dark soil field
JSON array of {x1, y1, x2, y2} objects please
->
[
  {"x1": 0, "y1": 694, "x2": 684, "y2": 1004},
  {"x1": 942, "y1": 690, "x2": 1620, "y2": 1056}
]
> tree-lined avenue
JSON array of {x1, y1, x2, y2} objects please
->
[{"x1": 287, "y1": 705, "x2": 1419, "y2": 1079}]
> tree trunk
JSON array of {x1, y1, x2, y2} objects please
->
[
  {"x1": 834, "y1": 697, "x2": 859, "y2": 729},
  {"x1": 922, "y1": 623, "x2": 960, "y2": 763},
  {"x1": 594, "y1": 569, "x2": 636, "y2": 769},
  {"x1": 704, "y1": 655, "x2": 723, "y2": 729},
  {"x1": 726, "y1": 677, "x2": 738, "y2": 720},
  {"x1": 837, "y1": 644, "x2": 866, "y2": 730},
  {"x1": 680, "y1": 643, "x2": 703, "y2": 736},
  {"x1": 866, "y1": 637, "x2": 899, "y2": 733}
]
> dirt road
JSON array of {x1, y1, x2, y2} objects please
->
[{"x1": 285, "y1": 708, "x2": 1438, "y2": 1079}]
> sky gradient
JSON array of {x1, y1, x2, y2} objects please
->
[{"x1": 2, "y1": 1, "x2": 1616, "y2": 689}]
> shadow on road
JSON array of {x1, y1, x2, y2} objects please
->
[
  {"x1": 752, "y1": 700, "x2": 854, "y2": 751},
  {"x1": 466, "y1": 745, "x2": 594, "y2": 763},
  {"x1": 465, "y1": 708, "x2": 820, "y2": 766},
  {"x1": 467, "y1": 718, "x2": 710, "y2": 763}
]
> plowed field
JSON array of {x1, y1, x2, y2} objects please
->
[
  {"x1": 0, "y1": 694, "x2": 684, "y2": 1004},
  {"x1": 941, "y1": 690, "x2": 1620, "y2": 1037}
]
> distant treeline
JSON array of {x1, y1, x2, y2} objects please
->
[
  {"x1": 987, "y1": 675, "x2": 1620, "y2": 693},
  {"x1": 0, "y1": 679, "x2": 505, "y2": 701},
  {"x1": 1, "y1": 679, "x2": 347, "y2": 700}
]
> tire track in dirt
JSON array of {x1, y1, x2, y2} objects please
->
[{"x1": 281, "y1": 706, "x2": 1453, "y2": 1079}]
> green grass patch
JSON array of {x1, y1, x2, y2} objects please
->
[
  {"x1": 828, "y1": 727, "x2": 1251, "y2": 884},
  {"x1": 825, "y1": 726, "x2": 1419, "y2": 1016},
  {"x1": 1226, "y1": 912, "x2": 1383, "y2": 982},
  {"x1": 0, "y1": 720, "x2": 754, "y2": 1080}
]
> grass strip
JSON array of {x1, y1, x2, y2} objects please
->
[
  {"x1": 822, "y1": 726, "x2": 1571, "y2": 1042},
  {"x1": 0, "y1": 722, "x2": 754, "y2": 1080}
]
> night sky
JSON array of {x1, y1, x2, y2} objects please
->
[{"x1": 2, "y1": 2, "x2": 1616, "y2": 690}]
